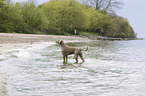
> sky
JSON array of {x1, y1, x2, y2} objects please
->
[
  {"x1": 12, "y1": 0, "x2": 145, "y2": 38},
  {"x1": 116, "y1": 0, "x2": 145, "y2": 38}
]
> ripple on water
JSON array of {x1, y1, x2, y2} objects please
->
[{"x1": 1, "y1": 40, "x2": 145, "y2": 96}]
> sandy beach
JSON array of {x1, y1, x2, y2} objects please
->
[{"x1": 0, "y1": 33, "x2": 87, "y2": 52}]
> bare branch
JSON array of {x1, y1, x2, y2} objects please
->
[{"x1": 81, "y1": 0, "x2": 124, "y2": 12}]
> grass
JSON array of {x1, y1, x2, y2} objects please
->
[{"x1": 79, "y1": 31, "x2": 100, "y2": 36}]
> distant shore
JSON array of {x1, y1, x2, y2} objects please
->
[
  {"x1": 79, "y1": 34, "x2": 137, "y2": 40},
  {"x1": 0, "y1": 33, "x2": 87, "y2": 52}
]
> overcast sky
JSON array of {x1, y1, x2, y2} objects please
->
[
  {"x1": 116, "y1": 0, "x2": 145, "y2": 38},
  {"x1": 13, "y1": 0, "x2": 145, "y2": 38}
]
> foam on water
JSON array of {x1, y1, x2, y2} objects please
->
[{"x1": 0, "y1": 42, "x2": 55, "y2": 96}]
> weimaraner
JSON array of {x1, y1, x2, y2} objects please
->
[{"x1": 56, "y1": 40, "x2": 88, "y2": 63}]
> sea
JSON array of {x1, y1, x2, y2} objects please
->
[{"x1": 0, "y1": 40, "x2": 145, "y2": 96}]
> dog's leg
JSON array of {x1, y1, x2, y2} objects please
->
[
  {"x1": 63, "y1": 55, "x2": 66, "y2": 63},
  {"x1": 74, "y1": 54, "x2": 78, "y2": 63},
  {"x1": 66, "y1": 55, "x2": 68, "y2": 63},
  {"x1": 79, "y1": 52, "x2": 85, "y2": 62}
]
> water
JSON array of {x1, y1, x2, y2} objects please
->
[{"x1": 0, "y1": 40, "x2": 145, "y2": 96}]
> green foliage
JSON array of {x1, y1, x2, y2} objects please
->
[
  {"x1": 41, "y1": 0, "x2": 89, "y2": 33},
  {"x1": 0, "y1": 0, "x2": 16, "y2": 32},
  {"x1": 111, "y1": 16, "x2": 136, "y2": 38},
  {"x1": 0, "y1": 0, "x2": 5, "y2": 9},
  {"x1": 7, "y1": 2, "x2": 25, "y2": 33},
  {"x1": 86, "y1": 8, "x2": 116, "y2": 37},
  {"x1": 79, "y1": 31, "x2": 100, "y2": 36},
  {"x1": 21, "y1": 2, "x2": 48, "y2": 33},
  {"x1": 0, "y1": 0, "x2": 136, "y2": 38}
]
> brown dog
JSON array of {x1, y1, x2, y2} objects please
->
[{"x1": 56, "y1": 40, "x2": 88, "y2": 63}]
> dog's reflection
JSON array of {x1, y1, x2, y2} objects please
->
[{"x1": 60, "y1": 62, "x2": 84, "y2": 69}]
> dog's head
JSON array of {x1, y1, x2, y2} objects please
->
[{"x1": 55, "y1": 40, "x2": 63, "y2": 45}]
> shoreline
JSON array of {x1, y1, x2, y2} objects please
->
[
  {"x1": 0, "y1": 33, "x2": 88, "y2": 52},
  {"x1": 79, "y1": 34, "x2": 137, "y2": 40},
  {"x1": 0, "y1": 33, "x2": 140, "y2": 53}
]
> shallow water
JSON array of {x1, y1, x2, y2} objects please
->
[{"x1": 0, "y1": 40, "x2": 145, "y2": 96}]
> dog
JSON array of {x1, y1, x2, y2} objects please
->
[{"x1": 56, "y1": 40, "x2": 88, "y2": 63}]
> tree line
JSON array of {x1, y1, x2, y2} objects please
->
[{"x1": 0, "y1": 0, "x2": 136, "y2": 38}]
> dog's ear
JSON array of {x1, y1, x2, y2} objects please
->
[{"x1": 58, "y1": 40, "x2": 62, "y2": 44}]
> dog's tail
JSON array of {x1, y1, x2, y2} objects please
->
[{"x1": 81, "y1": 47, "x2": 88, "y2": 51}]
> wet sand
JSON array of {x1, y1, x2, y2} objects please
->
[{"x1": 0, "y1": 33, "x2": 87, "y2": 52}]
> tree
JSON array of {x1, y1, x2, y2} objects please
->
[
  {"x1": 0, "y1": 0, "x2": 10, "y2": 32},
  {"x1": 0, "y1": 0, "x2": 136, "y2": 38},
  {"x1": 27, "y1": 0, "x2": 38, "y2": 5},
  {"x1": 21, "y1": 2, "x2": 48, "y2": 33},
  {"x1": 87, "y1": 8, "x2": 116, "y2": 36},
  {"x1": 0, "y1": 0, "x2": 5, "y2": 9},
  {"x1": 81, "y1": 0, "x2": 123, "y2": 12},
  {"x1": 41, "y1": 0, "x2": 89, "y2": 33}
]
